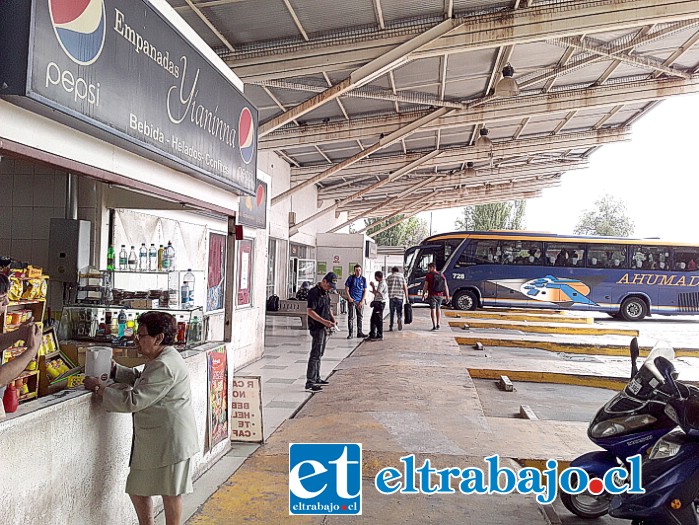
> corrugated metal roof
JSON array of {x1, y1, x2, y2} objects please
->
[{"x1": 166, "y1": 0, "x2": 699, "y2": 214}]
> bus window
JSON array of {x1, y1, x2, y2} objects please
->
[
  {"x1": 630, "y1": 245, "x2": 672, "y2": 270},
  {"x1": 464, "y1": 240, "x2": 498, "y2": 266},
  {"x1": 545, "y1": 243, "x2": 586, "y2": 267},
  {"x1": 413, "y1": 251, "x2": 435, "y2": 278},
  {"x1": 672, "y1": 247, "x2": 699, "y2": 271},
  {"x1": 586, "y1": 244, "x2": 627, "y2": 269}
]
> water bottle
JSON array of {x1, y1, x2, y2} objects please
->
[
  {"x1": 157, "y1": 245, "x2": 164, "y2": 271},
  {"x1": 107, "y1": 245, "x2": 115, "y2": 271},
  {"x1": 139, "y1": 243, "x2": 148, "y2": 271},
  {"x1": 117, "y1": 309, "x2": 127, "y2": 338},
  {"x1": 148, "y1": 244, "x2": 157, "y2": 271},
  {"x1": 164, "y1": 241, "x2": 176, "y2": 271},
  {"x1": 128, "y1": 246, "x2": 137, "y2": 271},
  {"x1": 118, "y1": 245, "x2": 127, "y2": 270},
  {"x1": 181, "y1": 269, "x2": 195, "y2": 308}
]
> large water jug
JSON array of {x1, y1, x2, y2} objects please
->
[{"x1": 85, "y1": 346, "x2": 113, "y2": 382}]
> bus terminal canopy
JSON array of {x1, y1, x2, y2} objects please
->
[{"x1": 172, "y1": 0, "x2": 699, "y2": 230}]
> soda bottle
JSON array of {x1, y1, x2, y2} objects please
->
[
  {"x1": 148, "y1": 244, "x2": 157, "y2": 271},
  {"x1": 177, "y1": 316, "x2": 186, "y2": 343},
  {"x1": 188, "y1": 315, "x2": 201, "y2": 344},
  {"x1": 128, "y1": 246, "x2": 137, "y2": 271},
  {"x1": 117, "y1": 309, "x2": 127, "y2": 338},
  {"x1": 181, "y1": 269, "x2": 195, "y2": 308},
  {"x1": 118, "y1": 245, "x2": 128, "y2": 270},
  {"x1": 107, "y1": 245, "x2": 115, "y2": 271},
  {"x1": 157, "y1": 245, "x2": 164, "y2": 271},
  {"x1": 139, "y1": 243, "x2": 148, "y2": 270}
]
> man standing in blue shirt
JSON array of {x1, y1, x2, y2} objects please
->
[{"x1": 344, "y1": 264, "x2": 368, "y2": 339}]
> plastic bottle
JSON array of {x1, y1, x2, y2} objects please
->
[
  {"x1": 163, "y1": 241, "x2": 175, "y2": 271},
  {"x1": 177, "y1": 316, "x2": 186, "y2": 343},
  {"x1": 181, "y1": 269, "x2": 195, "y2": 308},
  {"x1": 148, "y1": 244, "x2": 157, "y2": 271},
  {"x1": 139, "y1": 243, "x2": 148, "y2": 270},
  {"x1": 117, "y1": 309, "x2": 127, "y2": 338},
  {"x1": 128, "y1": 246, "x2": 137, "y2": 271},
  {"x1": 118, "y1": 245, "x2": 128, "y2": 270},
  {"x1": 125, "y1": 314, "x2": 134, "y2": 337},
  {"x1": 157, "y1": 245, "x2": 164, "y2": 271},
  {"x1": 188, "y1": 315, "x2": 201, "y2": 344},
  {"x1": 107, "y1": 245, "x2": 115, "y2": 271},
  {"x1": 3, "y1": 383, "x2": 19, "y2": 413}
]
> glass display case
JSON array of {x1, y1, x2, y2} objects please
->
[{"x1": 58, "y1": 305, "x2": 205, "y2": 349}]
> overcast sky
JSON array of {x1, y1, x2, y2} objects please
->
[{"x1": 420, "y1": 92, "x2": 699, "y2": 243}]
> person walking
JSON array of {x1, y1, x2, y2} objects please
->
[
  {"x1": 304, "y1": 272, "x2": 338, "y2": 392},
  {"x1": 422, "y1": 262, "x2": 450, "y2": 331},
  {"x1": 386, "y1": 266, "x2": 409, "y2": 331},
  {"x1": 367, "y1": 271, "x2": 388, "y2": 340},
  {"x1": 344, "y1": 264, "x2": 368, "y2": 339},
  {"x1": 84, "y1": 311, "x2": 199, "y2": 525}
]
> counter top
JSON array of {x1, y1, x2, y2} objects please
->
[{"x1": 0, "y1": 340, "x2": 226, "y2": 427}]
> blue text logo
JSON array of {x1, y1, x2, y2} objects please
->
[
  {"x1": 375, "y1": 454, "x2": 644, "y2": 504},
  {"x1": 289, "y1": 443, "x2": 362, "y2": 515}
]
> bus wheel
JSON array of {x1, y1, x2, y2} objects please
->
[
  {"x1": 453, "y1": 290, "x2": 478, "y2": 311},
  {"x1": 620, "y1": 297, "x2": 648, "y2": 321}
]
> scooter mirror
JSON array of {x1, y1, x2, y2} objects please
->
[{"x1": 630, "y1": 337, "x2": 640, "y2": 379}]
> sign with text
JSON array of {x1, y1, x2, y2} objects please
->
[
  {"x1": 231, "y1": 376, "x2": 263, "y2": 443},
  {"x1": 206, "y1": 345, "x2": 229, "y2": 451},
  {"x1": 1, "y1": 0, "x2": 257, "y2": 195}
]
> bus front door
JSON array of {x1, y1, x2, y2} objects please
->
[{"x1": 406, "y1": 248, "x2": 439, "y2": 303}]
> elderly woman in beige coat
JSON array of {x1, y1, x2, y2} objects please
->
[{"x1": 85, "y1": 311, "x2": 199, "y2": 525}]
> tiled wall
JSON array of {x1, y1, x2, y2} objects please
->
[
  {"x1": 0, "y1": 157, "x2": 67, "y2": 269},
  {"x1": 0, "y1": 157, "x2": 102, "y2": 311}
]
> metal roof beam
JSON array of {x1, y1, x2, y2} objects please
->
[
  {"x1": 335, "y1": 161, "x2": 584, "y2": 206},
  {"x1": 288, "y1": 150, "x2": 442, "y2": 235},
  {"x1": 292, "y1": 127, "x2": 628, "y2": 183},
  {"x1": 364, "y1": 204, "x2": 432, "y2": 237},
  {"x1": 259, "y1": 18, "x2": 464, "y2": 136},
  {"x1": 328, "y1": 176, "x2": 440, "y2": 233},
  {"x1": 551, "y1": 36, "x2": 692, "y2": 78},
  {"x1": 271, "y1": 107, "x2": 452, "y2": 204},
  {"x1": 357, "y1": 192, "x2": 438, "y2": 233},
  {"x1": 226, "y1": 1, "x2": 699, "y2": 81},
  {"x1": 262, "y1": 76, "x2": 699, "y2": 149}
]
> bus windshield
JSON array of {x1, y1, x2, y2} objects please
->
[{"x1": 404, "y1": 231, "x2": 699, "y2": 321}]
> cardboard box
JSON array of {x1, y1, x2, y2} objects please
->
[{"x1": 123, "y1": 299, "x2": 160, "y2": 309}]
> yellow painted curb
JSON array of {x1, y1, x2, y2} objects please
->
[
  {"x1": 450, "y1": 320, "x2": 639, "y2": 337},
  {"x1": 467, "y1": 367, "x2": 628, "y2": 391},
  {"x1": 445, "y1": 311, "x2": 593, "y2": 324},
  {"x1": 456, "y1": 337, "x2": 699, "y2": 358},
  {"x1": 447, "y1": 307, "x2": 565, "y2": 316}
]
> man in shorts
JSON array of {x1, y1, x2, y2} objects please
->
[{"x1": 422, "y1": 262, "x2": 450, "y2": 331}]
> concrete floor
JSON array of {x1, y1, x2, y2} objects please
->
[{"x1": 168, "y1": 305, "x2": 699, "y2": 525}]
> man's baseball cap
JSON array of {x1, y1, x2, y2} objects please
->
[{"x1": 323, "y1": 272, "x2": 338, "y2": 288}]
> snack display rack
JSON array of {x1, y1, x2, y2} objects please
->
[{"x1": 1, "y1": 266, "x2": 49, "y2": 403}]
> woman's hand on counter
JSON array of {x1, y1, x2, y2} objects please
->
[{"x1": 84, "y1": 376, "x2": 105, "y2": 397}]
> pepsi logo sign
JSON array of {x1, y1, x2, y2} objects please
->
[
  {"x1": 239, "y1": 107, "x2": 255, "y2": 164},
  {"x1": 49, "y1": 0, "x2": 106, "y2": 65}
]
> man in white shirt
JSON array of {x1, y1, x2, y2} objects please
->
[
  {"x1": 367, "y1": 271, "x2": 388, "y2": 340},
  {"x1": 386, "y1": 267, "x2": 409, "y2": 331}
]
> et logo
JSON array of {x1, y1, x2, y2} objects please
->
[{"x1": 289, "y1": 443, "x2": 362, "y2": 515}]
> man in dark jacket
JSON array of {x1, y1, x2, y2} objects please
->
[{"x1": 305, "y1": 272, "x2": 338, "y2": 392}]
